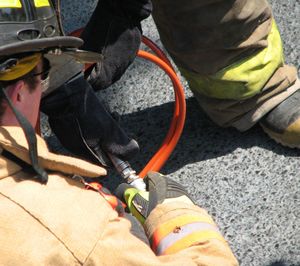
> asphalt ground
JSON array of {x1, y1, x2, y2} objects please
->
[{"x1": 44, "y1": 1, "x2": 300, "y2": 265}]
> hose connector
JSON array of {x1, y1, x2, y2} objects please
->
[{"x1": 108, "y1": 153, "x2": 146, "y2": 191}]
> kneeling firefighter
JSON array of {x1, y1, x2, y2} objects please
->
[{"x1": 0, "y1": 1, "x2": 238, "y2": 265}]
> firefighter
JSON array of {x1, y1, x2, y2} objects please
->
[
  {"x1": 150, "y1": 0, "x2": 299, "y2": 148},
  {"x1": 0, "y1": 1, "x2": 238, "y2": 265}
]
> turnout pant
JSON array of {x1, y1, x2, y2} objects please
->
[{"x1": 151, "y1": 0, "x2": 298, "y2": 131}]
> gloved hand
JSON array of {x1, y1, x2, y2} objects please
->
[
  {"x1": 115, "y1": 0, "x2": 153, "y2": 22},
  {"x1": 114, "y1": 171, "x2": 195, "y2": 224},
  {"x1": 41, "y1": 73, "x2": 139, "y2": 166},
  {"x1": 80, "y1": 0, "x2": 152, "y2": 91}
]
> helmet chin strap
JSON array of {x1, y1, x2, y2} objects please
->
[{"x1": 1, "y1": 86, "x2": 48, "y2": 184}]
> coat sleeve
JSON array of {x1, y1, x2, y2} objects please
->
[{"x1": 85, "y1": 202, "x2": 238, "y2": 266}]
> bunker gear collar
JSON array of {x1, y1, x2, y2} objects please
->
[{"x1": 0, "y1": 126, "x2": 106, "y2": 179}]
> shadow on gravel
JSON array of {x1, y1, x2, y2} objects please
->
[
  {"x1": 44, "y1": 96, "x2": 300, "y2": 190},
  {"x1": 266, "y1": 261, "x2": 300, "y2": 266},
  {"x1": 117, "y1": 97, "x2": 300, "y2": 174}
]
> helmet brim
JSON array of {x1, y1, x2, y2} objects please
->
[{"x1": 0, "y1": 36, "x2": 103, "y2": 63}]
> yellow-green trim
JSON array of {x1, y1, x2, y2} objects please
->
[
  {"x1": 180, "y1": 20, "x2": 284, "y2": 100},
  {"x1": 0, "y1": 0, "x2": 22, "y2": 8}
]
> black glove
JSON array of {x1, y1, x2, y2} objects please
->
[
  {"x1": 41, "y1": 74, "x2": 139, "y2": 166},
  {"x1": 115, "y1": 171, "x2": 195, "y2": 224},
  {"x1": 80, "y1": 0, "x2": 152, "y2": 91},
  {"x1": 116, "y1": 0, "x2": 153, "y2": 22}
]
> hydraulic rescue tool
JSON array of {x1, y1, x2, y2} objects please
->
[
  {"x1": 108, "y1": 153, "x2": 146, "y2": 191},
  {"x1": 69, "y1": 29, "x2": 186, "y2": 191},
  {"x1": 53, "y1": 0, "x2": 186, "y2": 191}
]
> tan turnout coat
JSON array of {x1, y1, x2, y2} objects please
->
[{"x1": 0, "y1": 126, "x2": 238, "y2": 265}]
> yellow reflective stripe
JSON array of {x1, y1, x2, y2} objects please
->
[
  {"x1": 34, "y1": 0, "x2": 50, "y2": 7},
  {"x1": 0, "y1": 53, "x2": 41, "y2": 81},
  {"x1": 0, "y1": 0, "x2": 22, "y2": 8},
  {"x1": 151, "y1": 214, "x2": 216, "y2": 250},
  {"x1": 155, "y1": 222, "x2": 221, "y2": 255},
  {"x1": 163, "y1": 230, "x2": 226, "y2": 255},
  {"x1": 181, "y1": 20, "x2": 284, "y2": 100}
]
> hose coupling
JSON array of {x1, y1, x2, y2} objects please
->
[{"x1": 108, "y1": 153, "x2": 146, "y2": 191}]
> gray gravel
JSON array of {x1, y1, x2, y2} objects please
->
[{"x1": 46, "y1": 1, "x2": 300, "y2": 265}]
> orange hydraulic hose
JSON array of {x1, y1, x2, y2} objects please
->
[
  {"x1": 137, "y1": 50, "x2": 186, "y2": 177},
  {"x1": 138, "y1": 37, "x2": 186, "y2": 177},
  {"x1": 69, "y1": 29, "x2": 186, "y2": 177},
  {"x1": 141, "y1": 36, "x2": 180, "y2": 153},
  {"x1": 142, "y1": 36, "x2": 175, "y2": 71}
]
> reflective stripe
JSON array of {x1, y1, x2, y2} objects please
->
[
  {"x1": 163, "y1": 230, "x2": 226, "y2": 255},
  {"x1": 151, "y1": 214, "x2": 216, "y2": 251},
  {"x1": 155, "y1": 222, "x2": 220, "y2": 255},
  {"x1": 34, "y1": 0, "x2": 50, "y2": 8},
  {"x1": 0, "y1": 0, "x2": 21, "y2": 8},
  {"x1": 180, "y1": 20, "x2": 284, "y2": 100}
]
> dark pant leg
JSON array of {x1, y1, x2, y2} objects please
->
[
  {"x1": 152, "y1": 0, "x2": 273, "y2": 74},
  {"x1": 151, "y1": 0, "x2": 298, "y2": 129}
]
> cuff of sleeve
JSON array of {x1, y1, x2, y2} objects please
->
[{"x1": 144, "y1": 202, "x2": 226, "y2": 255}]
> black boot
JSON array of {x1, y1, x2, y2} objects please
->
[{"x1": 260, "y1": 78, "x2": 300, "y2": 148}]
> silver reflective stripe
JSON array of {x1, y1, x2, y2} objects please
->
[{"x1": 155, "y1": 222, "x2": 220, "y2": 255}]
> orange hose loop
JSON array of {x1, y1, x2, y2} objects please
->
[
  {"x1": 141, "y1": 36, "x2": 175, "y2": 71},
  {"x1": 141, "y1": 36, "x2": 179, "y2": 152},
  {"x1": 137, "y1": 50, "x2": 186, "y2": 178}
]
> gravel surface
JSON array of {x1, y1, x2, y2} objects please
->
[{"x1": 44, "y1": 1, "x2": 300, "y2": 265}]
